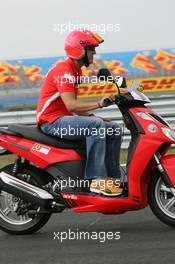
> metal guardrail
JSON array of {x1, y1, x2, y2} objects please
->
[{"x1": 0, "y1": 96, "x2": 175, "y2": 149}]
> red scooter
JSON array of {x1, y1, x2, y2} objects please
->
[{"x1": 0, "y1": 80, "x2": 175, "y2": 235}]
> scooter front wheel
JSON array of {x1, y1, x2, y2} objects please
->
[{"x1": 148, "y1": 173, "x2": 175, "y2": 227}]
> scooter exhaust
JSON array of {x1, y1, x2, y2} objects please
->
[{"x1": 0, "y1": 171, "x2": 54, "y2": 208}]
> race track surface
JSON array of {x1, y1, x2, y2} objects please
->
[{"x1": 0, "y1": 207, "x2": 175, "y2": 264}]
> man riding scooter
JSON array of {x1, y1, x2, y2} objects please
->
[{"x1": 36, "y1": 29, "x2": 123, "y2": 196}]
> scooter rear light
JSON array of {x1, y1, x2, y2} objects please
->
[{"x1": 161, "y1": 127, "x2": 175, "y2": 141}]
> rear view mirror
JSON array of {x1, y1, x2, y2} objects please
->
[{"x1": 115, "y1": 76, "x2": 127, "y2": 88}]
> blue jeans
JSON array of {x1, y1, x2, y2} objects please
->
[{"x1": 40, "y1": 116, "x2": 122, "y2": 180}]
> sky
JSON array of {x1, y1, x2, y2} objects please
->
[{"x1": 0, "y1": 0, "x2": 175, "y2": 60}]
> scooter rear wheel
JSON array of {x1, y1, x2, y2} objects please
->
[
  {"x1": 148, "y1": 173, "x2": 175, "y2": 227},
  {"x1": 0, "y1": 164, "x2": 51, "y2": 235}
]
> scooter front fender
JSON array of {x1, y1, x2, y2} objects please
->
[{"x1": 161, "y1": 154, "x2": 175, "y2": 187}]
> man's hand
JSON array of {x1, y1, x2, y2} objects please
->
[{"x1": 98, "y1": 94, "x2": 116, "y2": 108}]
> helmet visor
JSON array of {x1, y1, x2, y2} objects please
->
[{"x1": 93, "y1": 33, "x2": 104, "y2": 44}]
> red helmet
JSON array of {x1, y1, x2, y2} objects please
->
[{"x1": 64, "y1": 29, "x2": 104, "y2": 60}]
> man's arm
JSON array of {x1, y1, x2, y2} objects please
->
[
  {"x1": 60, "y1": 92, "x2": 100, "y2": 112},
  {"x1": 60, "y1": 92, "x2": 115, "y2": 112},
  {"x1": 73, "y1": 111, "x2": 94, "y2": 116}
]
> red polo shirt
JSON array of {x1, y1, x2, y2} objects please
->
[{"x1": 36, "y1": 58, "x2": 82, "y2": 126}]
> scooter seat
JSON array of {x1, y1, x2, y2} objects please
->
[{"x1": 7, "y1": 124, "x2": 86, "y2": 151}]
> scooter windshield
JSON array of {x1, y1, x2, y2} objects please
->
[
  {"x1": 127, "y1": 82, "x2": 151, "y2": 103},
  {"x1": 130, "y1": 90, "x2": 151, "y2": 103}
]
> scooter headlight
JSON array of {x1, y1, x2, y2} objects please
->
[{"x1": 161, "y1": 127, "x2": 175, "y2": 141}]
